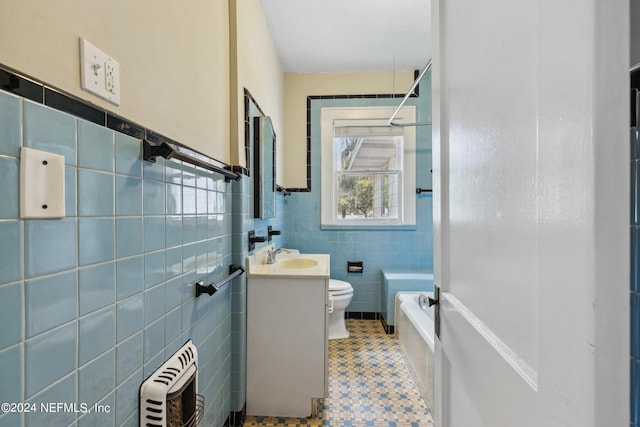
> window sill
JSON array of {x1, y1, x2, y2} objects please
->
[{"x1": 320, "y1": 224, "x2": 417, "y2": 231}]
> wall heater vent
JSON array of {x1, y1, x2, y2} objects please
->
[{"x1": 140, "y1": 340, "x2": 203, "y2": 427}]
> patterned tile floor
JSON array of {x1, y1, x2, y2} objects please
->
[{"x1": 243, "y1": 320, "x2": 435, "y2": 427}]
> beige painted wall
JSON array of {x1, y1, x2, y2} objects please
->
[
  {"x1": 0, "y1": 0, "x2": 231, "y2": 162},
  {"x1": 230, "y1": 0, "x2": 284, "y2": 174},
  {"x1": 282, "y1": 71, "x2": 415, "y2": 188}
]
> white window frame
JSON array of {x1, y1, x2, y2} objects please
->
[{"x1": 320, "y1": 106, "x2": 416, "y2": 227}]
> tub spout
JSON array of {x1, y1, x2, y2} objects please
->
[{"x1": 418, "y1": 294, "x2": 430, "y2": 310}]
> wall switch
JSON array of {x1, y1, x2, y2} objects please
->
[
  {"x1": 80, "y1": 38, "x2": 120, "y2": 105},
  {"x1": 20, "y1": 147, "x2": 65, "y2": 219}
]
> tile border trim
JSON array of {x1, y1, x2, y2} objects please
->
[
  {"x1": 289, "y1": 71, "x2": 421, "y2": 193},
  {"x1": 0, "y1": 65, "x2": 243, "y2": 176}
]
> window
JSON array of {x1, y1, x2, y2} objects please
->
[
  {"x1": 334, "y1": 124, "x2": 403, "y2": 222},
  {"x1": 321, "y1": 106, "x2": 416, "y2": 227}
]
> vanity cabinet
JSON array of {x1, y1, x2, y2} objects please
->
[{"x1": 246, "y1": 274, "x2": 328, "y2": 417}]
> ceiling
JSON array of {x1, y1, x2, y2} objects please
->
[{"x1": 259, "y1": 0, "x2": 431, "y2": 73}]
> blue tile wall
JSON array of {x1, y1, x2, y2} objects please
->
[
  {"x1": 0, "y1": 91, "x2": 21, "y2": 157},
  {"x1": 283, "y1": 74, "x2": 434, "y2": 314},
  {"x1": 23, "y1": 101, "x2": 76, "y2": 165},
  {"x1": 26, "y1": 371, "x2": 78, "y2": 427},
  {"x1": 25, "y1": 321, "x2": 77, "y2": 398},
  {"x1": 24, "y1": 219, "x2": 77, "y2": 278},
  {"x1": 0, "y1": 88, "x2": 236, "y2": 427},
  {"x1": 25, "y1": 271, "x2": 77, "y2": 338},
  {"x1": 0, "y1": 156, "x2": 19, "y2": 218},
  {"x1": 0, "y1": 344, "x2": 22, "y2": 404},
  {"x1": 77, "y1": 119, "x2": 114, "y2": 172},
  {"x1": 78, "y1": 170, "x2": 114, "y2": 216},
  {"x1": 0, "y1": 282, "x2": 22, "y2": 349},
  {"x1": 78, "y1": 218, "x2": 115, "y2": 266},
  {"x1": 79, "y1": 262, "x2": 115, "y2": 316},
  {"x1": 0, "y1": 221, "x2": 22, "y2": 285}
]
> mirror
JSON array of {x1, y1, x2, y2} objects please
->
[
  {"x1": 253, "y1": 115, "x2": 276, "y2": 218},
  {"x1": 244, "y1": 89, "x2": 277, "y2": 219}
]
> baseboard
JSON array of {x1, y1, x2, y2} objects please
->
[
  {"x1": 380, "y1": 316, "x2": 395, "y2": 334},
  {"x1": 345, "y1": 311, "x2": 379, "y2": 320}
]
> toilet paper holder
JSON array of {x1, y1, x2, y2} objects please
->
[{"x1": 347, "y1": 261, "x2": 363, "y2": 273}]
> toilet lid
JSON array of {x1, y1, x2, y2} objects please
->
[{"x1": 329, "y1": 279, "x2": 352, "y2": 292}]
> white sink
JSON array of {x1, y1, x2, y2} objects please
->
[
  {"x1": 278, "y1": 258, "x2": 319, "y2": 269},
  {"x1": 246, "y1": 245, "x2": 329, "y2": 278}
]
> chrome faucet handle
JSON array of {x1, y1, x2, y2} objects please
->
[{"x1": 266, "y1": 248, "x2": 276, "y2": 264}]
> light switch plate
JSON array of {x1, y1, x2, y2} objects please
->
[
  {"x1": 80, "y1": 38, "x2": 121, "y2": 105},
  {"x1": 20, "y1": 147, "x2": 66, "y2": 219}
]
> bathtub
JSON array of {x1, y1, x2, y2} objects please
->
[
  {"x1": 396, "y1": 292, "x2": 434, "y2": 411},
  {"x1": 381, "y1": 270, "x2": 433, "y2": 333}
]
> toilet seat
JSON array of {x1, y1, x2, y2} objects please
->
[{"x1": 329, "y1": 279, "x2": 353, "y2": 294}]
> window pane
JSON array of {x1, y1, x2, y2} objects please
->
[
  {"x1": 337, "y1": 137, "x2": 362, "y2": 171},
  {"x1": 336, "y1": 172, "x2": 400, "y2": 221},
  {"x1": 335, "y1": 135, "x2": 402, "y2": 172}
]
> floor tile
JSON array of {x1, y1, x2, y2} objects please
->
[{"x1": 243, "y1": 320, "x2": 434, "y2": 427}]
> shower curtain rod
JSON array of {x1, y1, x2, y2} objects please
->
[{"x1": 387, "y1": 59, "x2": 432, "y2": 127}]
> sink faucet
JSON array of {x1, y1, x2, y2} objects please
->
[{"x1": 266, "y1": 248, "x2": 284, "y2": 264}]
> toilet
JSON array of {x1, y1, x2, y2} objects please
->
[{"x1": 328, "y1": 279, "x2": 354, "y2": 340}]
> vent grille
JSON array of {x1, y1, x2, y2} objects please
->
[{"x1": 140, "y1": 340, "x2": 201, "y2": 426}]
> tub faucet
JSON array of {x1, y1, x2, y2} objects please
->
[{"x1": 266, "y1": 248, "x2": 284, "y2": 264}]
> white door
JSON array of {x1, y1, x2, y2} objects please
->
[{"x1": 430, "y1": 1, "x2": 629, "y2": 426}]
